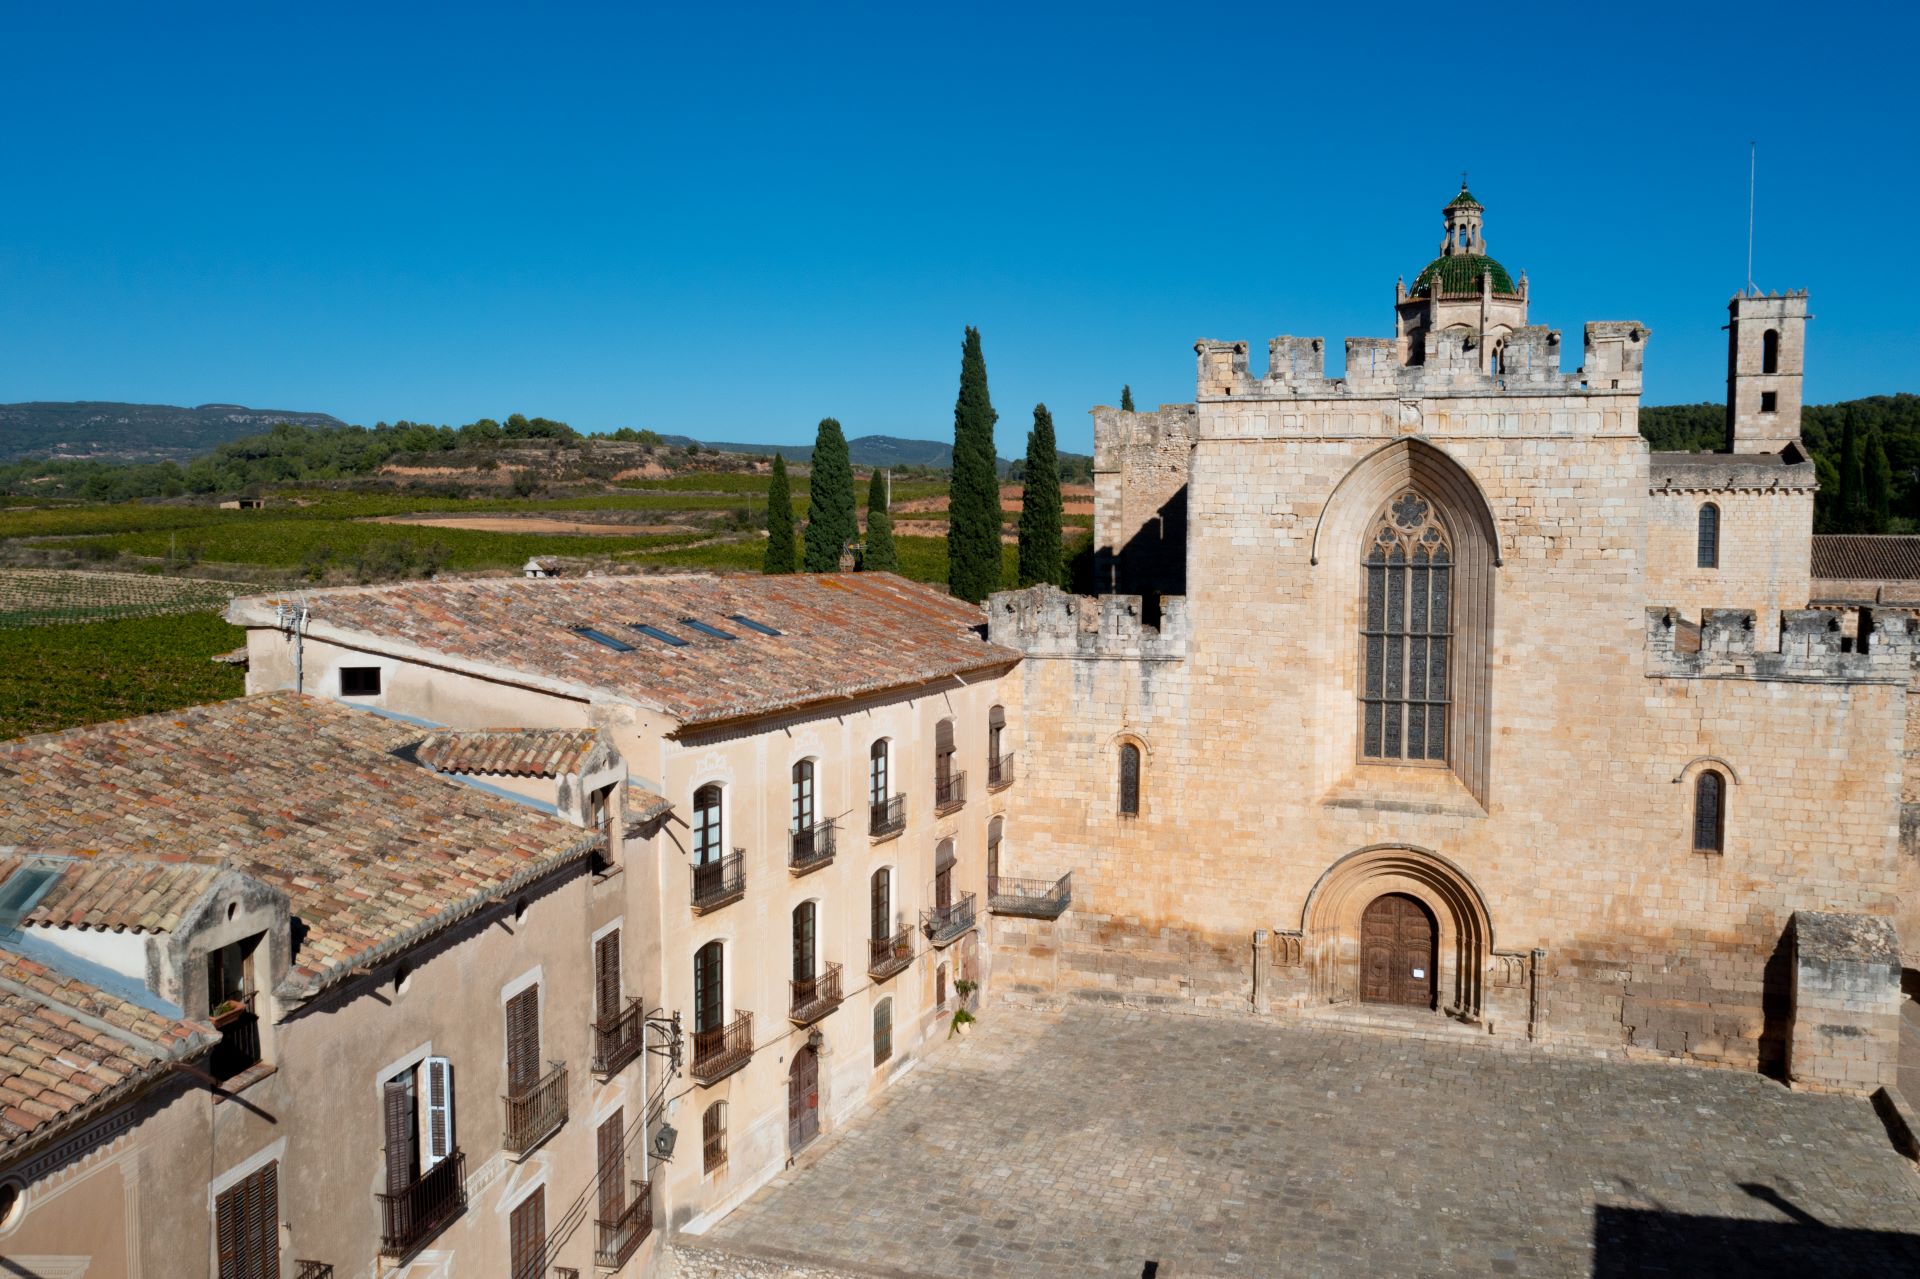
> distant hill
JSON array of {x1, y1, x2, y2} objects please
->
[{"x1": 0, "y1": 401, "x2": 346, "y2": 462}]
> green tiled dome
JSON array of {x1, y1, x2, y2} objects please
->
[
  {"x1": 1446, "y1": 187, "x2": 1483, "y2": 211},
  {"x1": 1412, "y1": 253, "x2": 1517, "y2": 296}
]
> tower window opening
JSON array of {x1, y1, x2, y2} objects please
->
[
  {"x1": 1760, "y1": 391, "x2": 1777, "y2": 414},
  {"x1": 1762, "y1": 329, "x2": 1780, "y2": 375}
]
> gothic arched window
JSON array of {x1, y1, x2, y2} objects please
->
[
  {"x1": 1117, "y1": 742, "x2": 1141, "y2": 816},
  {"x1": 1697, "y1": 503, "x2": 1720, "y2": 569},
  {"x1": 1361, "y1": 490, "x2": 1452, "y2": 762},
  {"x1": 1693, "y1": 771, "x2": 1725, "y2": 853}
]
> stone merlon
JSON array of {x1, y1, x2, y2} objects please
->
[
  {"x1": 987, "y1": 585, "x2": 1188, "y2": 661},
  {"x1": 1645, "y1": 606, "x2": 1916, "y2": 683}
]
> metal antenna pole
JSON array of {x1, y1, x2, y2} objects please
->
[{"x1": 1746, "y1": 141, "x2": 1756, "y2": 296}]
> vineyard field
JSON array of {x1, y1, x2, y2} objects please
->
[
  {"x1": 0, "y1": 569, "x2": 258, "y2": 629},
  {"x1": 0, "y1": 611, "x2": 247, "y2": 738}
]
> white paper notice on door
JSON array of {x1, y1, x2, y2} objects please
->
[{"x1": 1411, "y1": 968, "x2": 1425, "y2": 978}]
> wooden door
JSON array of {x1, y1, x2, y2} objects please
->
[
  {"x1": 787, "y1": 1046, "x2": 819, "y2": 1155},
  {"x1": 1360, "y1": 893, "x2": 1436, "y2": 1008}
]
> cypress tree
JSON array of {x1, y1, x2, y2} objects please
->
[
  {"x1": 1867, "y1": 428, "x2": 1893, "y2": 533},
  {"x1": 803, "y1": 417, "x2": 856, "y2": 572},
  {"x1": 1120, "y1": 385, "x2": 1134, "y2": 412},
  {"x1": 763, "y1": 453, "x2": 797, "y2": 574},
  {"x1": 862, "y1": 467, "x2": 898, "y2": 572},
  {"x1": 1839, "y1": 408, "x2": 1864, "y2": 533},
  {"x1": 1017, "y1": 403, "x2": 1064, "y2": 588},
  {"x1": 947, "y1": 326, "x2": 1003, "y2": 602}
]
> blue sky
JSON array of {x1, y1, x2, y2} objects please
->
[{"x1": 3, "y1": 3, "x2": 1915, "y2": 457}]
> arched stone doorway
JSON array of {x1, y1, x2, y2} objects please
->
[
  {"x1": 787, "y1": 1045, "x2": 819, "y2": 1156},
  {"x1": 1360, "y1": 892, "x2": 1437, "y2": 1008},
  {"x1": 1301, "y1": 844, "x2": 1494, "y2": 1021}
]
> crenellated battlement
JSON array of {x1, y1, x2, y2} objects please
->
[
  {"x1": 1646, "y1": 607, "x2": 1916, "y2": 684},
  {"x1": 1194, "y1": 322, "x2": 1647, "y2": 401},
  {"x1": 987, "y1": 584, "x2": 1188, "y2": 662}
]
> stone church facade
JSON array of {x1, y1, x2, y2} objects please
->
[{"x1": 989, "y1": 187, "x2": 1906, "y2": 1094}]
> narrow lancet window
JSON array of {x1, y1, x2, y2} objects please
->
[
  {"x1": 1361, "y1": 490, "x2": 1452, "y2": 762},
  {"x1": 1697, "y1": 504, "x2": 1720, "y2": 569},
  {"x1": 1693, "y1": 771, "x2": 1725, "y2": 853}
]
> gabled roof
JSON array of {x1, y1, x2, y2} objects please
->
[
  {"x1": 0, "y1": 943, "x2": 214, "y2": 1162},
  {"x1": 417, "y1": 728, "x2": 608, "y2": 778},
  {"x1": 0, "y1": 694, "x2": 599, "y2": 996},
  {"x1": 0, "y1": 854, "x2": 226, "y2": 934},
  {"x1": 228, "y1": 573, "x2": 1016, "y2": 730},
  {"x1": 1810, "y1": 535, "x2": 1920, "y2": 582}
]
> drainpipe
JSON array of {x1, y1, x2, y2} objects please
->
[
  {"x1": 277, "y1": 599, "x2": 310, "y2": 694},
  {"x1": 1527, "y1": 947, "x2": 1546, "y2": 1041}
]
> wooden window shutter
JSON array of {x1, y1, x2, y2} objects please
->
[
  {"x1": 215, "y1": 1160, "x2": 279, "y2": 1279},
  {"x1": 595, "y1": 930, "x2": 621, "y2": 1025},
  {"x1": 383, "y1": 1075, "x2": 417, "y2": 1194},
  {"x1": 597, "y1": 1108, "x2": 625, "y2": 1221},
  {"x1": 510, "y1": 1185, "x2": 546, "y2": 1279},
  {"x1": 423, "y1": 1056, "x2": 454, "y2": 1169},
  {"x1": 506, "y1": 986, "x2": 540, "y2": 1095},
  {"x1": 936, "y1": 719, "x2": 954, "y2": 752}
]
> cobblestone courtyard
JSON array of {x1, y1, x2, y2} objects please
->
[{"x1": 697, "y1": 1002, "x2": 1920, "y2": 1278}]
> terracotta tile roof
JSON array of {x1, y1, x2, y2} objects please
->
[
  {"x1": 417, "y1": 728, "x2": 606, "y2": 778},
  {"x1": 0, "y1": 694, "x2": 599, "y2": 996},
  {"x1": 228, "y1": 573, "x2": 1015, "y2": 729},
  {"x1": 623, "y1": 782, "x2": 673, "y2": 832},
  {"x1": 1810, "y1": 535, "x2": 1920, "y2": 582},
  {"x1": 0, "y1": 943, "x2": 214, "y2": 1161},
  {"x1": 0, "y1": 853, "x2": 225, "y2": 934}
]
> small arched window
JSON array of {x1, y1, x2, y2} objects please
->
[
  {"x1": 934, "y1": 839, "x2": 955, "y2": 910},
  {"x1": 1118, "y1": 742, "x2": 1141, "y2": 817},
  {"x1": 692, "y1": 784, "x2": 723, "y2": 865},
  {"x1": 1692, "y1": 771, "x2": 1725, "y2": 853},
  {"x1": 873, "y1": 997, "x2": 893, "y2": 1066},
  {"x1": 987, "y1": 816, "x2": 1003, "y2": 885},
  {"x1": 703, "y1": 1101, "x2": 727, "y2": 1173},
  {"x1": 868, "y1": 739, "x2": 889, "y2": 807},
  {"x1": 870, "y1": 867, "x2": 891, "y2": 941},
  {"x1": 1697, "y1": 504, "x2": 1720, "y2": 570},
  {"x1": 693, "y1": 940, "x2": 724, "y2": 1034},
  {"x1": 792, "y1": 901, "x2": 816, "y2": 982},
  {"x1": 1762, "y1": 328, "x2": 1780, "y2": 375},
  {"x1": 791, "y1": 759, "x2": 815, "y2": 834}
]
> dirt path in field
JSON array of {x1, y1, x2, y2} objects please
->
[{"x1": 365, "y1": 515, "x2": 698, "y2": 536}]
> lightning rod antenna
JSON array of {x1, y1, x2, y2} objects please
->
[{"x1": 1745, "y1": 141, "x2": 1756, "y2": 296}]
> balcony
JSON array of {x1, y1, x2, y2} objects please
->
[
  {"x1": 208, "y1": 993, "x2": 262, "y2": 1082},
  {"x1": 934, "y1": 771, "x2": 967, "y2": 816},
  {"x1": 869, "y1": 793, "x2": 907, "y2": 839},
  {"x1": 595, "y1": 1179, "x2": 654, "y2": 1270},
  {"x1": 988, "y1": 751, "x2": 1016, "y2": 791},
  {"x1": 690, "y1": 849, "x2": 745, "y2": 914},
  {"x1": 593, "y1": 998, "x2": 644, "y2": 1077},
  {"x1": 503, "y1": 1062, "x2": 568, "y2": 1155},
  {"x1": 789, "y1": 962, "x2": 844, "y2": 1025},
  {"x1": 868, "y1": 927, "x2": 914, "y2": 981},
  {"x1": 378, "y1": 1150, "x2": 467, "y2": 1257},
  {"x1": 988, "y1": 872, "x2": 1072, "y2": 920},
  {"x1": 295, "y1": 1265, "x2": 334, "y2": 1279},
  {"x1": 691, "y1": 1010, "x2": 753, "y2": 1085},
  {"x1": 921, "y1": 892, "x2": 977, "y2": 948},
  {"x1": 789, "y1": 819, "x2": 837, "y2": 876}
]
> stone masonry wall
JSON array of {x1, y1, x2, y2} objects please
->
[
  {"x1": 1646, "y1": 486, "x2": 1814, "y2": 638},
  {"x1": 992, "y1": 383, "x2": 1908, "y2": 1075}
]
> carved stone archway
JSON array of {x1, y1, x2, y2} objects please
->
[{"x1": 1300, "y1": 844, "x2": 1494, "y2": 1022}]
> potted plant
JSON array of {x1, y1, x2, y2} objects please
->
[
  {"x1": 948, "y1": 1006, "x2": 975, "y2": 1039},
  {"x1": 210, "y1": 995, "x2": 248, "y2": 1025}
]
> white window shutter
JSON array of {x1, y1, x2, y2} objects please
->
[{"x1": 423, "y1": 1056, "x2": 454, "y2": 1169}]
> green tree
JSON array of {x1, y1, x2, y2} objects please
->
[
  {"x1": 804, "y1": 417, "x2": 856, "y2": 572},
  {"x1": 1839, "y1": 408, "x2": 1864, "y2": 533},
  {"x1": 1017, "y1": 403, "x2": 1063, "y2": 587},
  {"x1": 947, "y1": 326, "x2": 1003, "y2": 602},
  {"x1": 1120, "y1": 385, "x2": 1134, "y2": 412},
  {"x1": 1867, "y1": 427, "x2": 1893, "y2": 532},
  {"x1": 862, "y1": 467, "x2": 898, "y2": 572},
  {"x1": 763, "y1": 453, "x2": 797, "y2": 574}
]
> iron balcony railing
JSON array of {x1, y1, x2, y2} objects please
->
[
  {"x1": 988, "y1": 872, "x2": 1072, "y2": 920},
  {"x1": 503, "y1": 1062, "x2": 568, "y2": 1155},
  {"x1": 690, "y1": 849, "x2": 745, "y2": 914},
  {"x1": 209, "y1": 993, "x2": 262, "y2": 1082},
  {"x1": 789, "y1": 962, "x2": 844, "y2": 1025},
  {"x1": 593, "y1": 997, "x2": 644, "y2": 1077},
  {"x1": 691, "y1": 1010, "x2": 753, "y2": 1085},
  {"x1": 378, "y1": 1150, "x2": 467, "y2": 1257},
  {"x1": 295, "y1": 1264, "x2": 334, "y2": 1279},
  {"x1": 869, "y1": 793, "x2": 906, "y2": 838},
  {"x1": 868, "y1": 927, "x2": 914, "y2": 981},
  {"x1": 789, "y1": 819, "x2": 837, "y2": 875},
  {"x1": 595, "y1": 1179, "x2": 654, "y2": 1270},
  {"x1": 921, "y1": 892, "x2": 977, "y2": 947},
  {"x1": 934, "y1": 771, "x2": 967, "y2": 815},
  {"x1": 988, "y1": 751, "x2": 1016, "y2": 790}
]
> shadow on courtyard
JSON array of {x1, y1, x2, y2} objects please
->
[{"x1": 1592, "y1": 1185, "x2": 1920, "y2": 1276}]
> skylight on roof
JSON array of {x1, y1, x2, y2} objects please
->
[
  {"x1": 629, "y1": 623, "x2": 689, "y2": 648},
  {"x1": 679, "y1": 617, "x2": 737, "y2": 641},
  {"x1": 571, "y1": 626, "x2": 635, "y2": 653},
  {"x1": 727, "y1": 614, "x2": 783, "y2": 637},
  {"x1": 0, "y1": 857, "x2": 69, "y2": 930}
]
